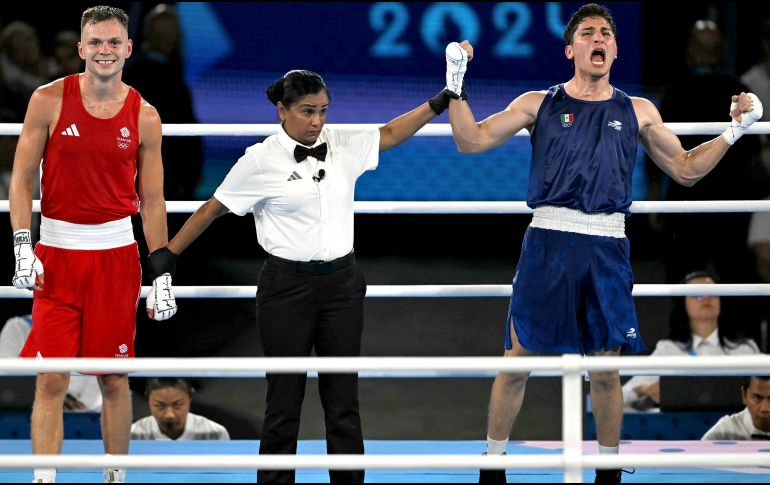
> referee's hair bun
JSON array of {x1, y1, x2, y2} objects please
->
[
  {"x1": 266, "y1": 78, "x2": 284, "y2": 106},
  {"x1": 266, "y1": 70, "x2": 330, "y2": 107}
]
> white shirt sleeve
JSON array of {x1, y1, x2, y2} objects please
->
[
  {"x1": 702, "y1": 408, "x2": 754, "y2": 440},
  {"x1": 702, "y1": 415, "x2": 733, "y2": 440},
  {"x1": 131, "y1": 416, "x2": 162, "y2": 440},
  {"x1": 622, "y1": 339, "x2": 685, "y2": 410},
  {"x1": 214, "y1": 145, "x2": 266, "y2": 216},
  {"x1": 0, "y1": 315, "x2": 102, "y2": 412},
  {"x1": 66, "y1": 375, "x2": 103, "y2": 412},
  {"x1": 327, "y1": 127, "x2": 380, "y2": 176},
  {"x1": 747, "y1": 207, "x2": 770, "y2": 247},
  {"x1": 181, "y1": 413, "x2": 230, "y2": 440},
  {"x1": 0, "y1": 316, "x2": 31, "y2": 357},
  {"x1": 622, "y1": 375, "x2": 658, "y2": 408}
]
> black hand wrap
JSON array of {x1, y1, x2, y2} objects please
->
[
  {"x1": 147, "y1": 247, "x2": 177, "y2": 280},
  {"x1": 428, "y1": 85, "x2": 468, "y2": 116}
]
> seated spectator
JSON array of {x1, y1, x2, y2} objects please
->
[
  {"x1": 702, "y1": 376, "x2": 770, "y2": 440},
  {"x1": 0, "y1": 315, "x2": 101, "y2": 412},
  {"x1": 622, "y1": 271, "x2": 761, "y2": 411},
  {"x1": 131, "y1": 378, "x2": 229, "y2": 440}
]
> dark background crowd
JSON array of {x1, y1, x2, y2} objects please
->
[{"x1": 0, "y1": 1, "x2": 769, "y2": 441}]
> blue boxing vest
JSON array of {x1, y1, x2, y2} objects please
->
[{"x1": 528, "y1": 84, "x2": 639, "y2": 215}]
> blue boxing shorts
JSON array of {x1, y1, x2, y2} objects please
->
[{"x1": 506, "y1": 206, "x2": 645, "y2": 355}]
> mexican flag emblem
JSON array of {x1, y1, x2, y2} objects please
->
[{"x1": 560, "y1": 113, "x2": 574, "y2": 128}]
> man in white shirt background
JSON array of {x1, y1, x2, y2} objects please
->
[
  {"x1": 702, "y1": 376, "x2": 770, "y2": 440},
  {"x1": 131, "y1": 378, "x2": 229, "y2": 441}
]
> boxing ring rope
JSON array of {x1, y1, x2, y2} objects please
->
[
  {"x1": 1, "y1": 121, "x2": 770, "y2": 137},
  {"x1": 2, "y1": 283, "x2": 770, "y2": 299},
  {"x1": 0, "y1": 451, "x2": 765, "y2": 473},
  {"x1": 1, "y1": 354, "x2": 769, "y2": 376},
  {"x1": 0, "y1": 355, "x2": 769, "y2": 483},
  {"x1": 2, "y1": 122, "x2": 770, "y2": 482},
  {"x1": 7, "y1": 199, "x2": 770, "y2": 214}
]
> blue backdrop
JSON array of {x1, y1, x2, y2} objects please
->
[{"x1": 174, "y1": 2, "x2": 647, "y2": 201}]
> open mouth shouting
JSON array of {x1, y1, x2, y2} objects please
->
[{"x1": 591, "y1": 49, "x2": 606, "y2": 66}]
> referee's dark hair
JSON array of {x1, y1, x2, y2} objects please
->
[
  {"x1": 266, "y1": 70, "x2": 330, "y2": 108},
  {"x1": 144, "y1": 378, "x2": 195, "y2": 400}
]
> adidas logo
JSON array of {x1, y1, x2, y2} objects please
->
[
  {"x1": 61, "y1": 124, "x2": 80, "y2": 137},
  {"x1": 287, "y1": 171, "x2": 302, "y2": 181}
]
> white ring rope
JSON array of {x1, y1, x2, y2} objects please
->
[
  {"x1": 1, "y1": 283, "x2": 768, "y2": 299},
  {"x1": 2, "y1": 122, "x2": 770, "y2": 137},
  {"x1": 2, "y1": 122, "x2": 768, "y2": 482},
  {"x1": 0, "y1": 354, "x2": 768, "y2": 482},
  {"x1": 0, "y1": 355, "x2": 768, "y2": 376},
  {"x1": 0, "y1": 453, "x2": 765, "y2": 470},
  {"x1": 5, "y1": 200, "x2": 770, "y2": 214},
  {"x1": 355, "y1": 200, "x2": 770, "y2": 214}
]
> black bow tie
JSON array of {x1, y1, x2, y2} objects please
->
[
  {"x1": 751, "y1": 433, "x2": 770, "y2": 440},
  {"x1": 294, "y1": 143, "x2": 327, "y2": 163}
]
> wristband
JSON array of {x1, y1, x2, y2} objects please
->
[
  {"x1": 428, "y1": 85, "x2": 468, "y2": 116},
  {"x1": 147, "y1": 247, "x2": 177, "y2": 280}
]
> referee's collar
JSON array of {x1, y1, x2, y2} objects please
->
[{"x1": 276, "y1": 125, "x2": 328, "y2": 157}]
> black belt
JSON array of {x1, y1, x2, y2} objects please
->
[{"x1": 266, "y1": 251, "x2": 354, "y2": 275}]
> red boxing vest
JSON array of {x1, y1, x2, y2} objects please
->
[{"x1": 41, "y1": 74, "x2": 141, "y2": 224}]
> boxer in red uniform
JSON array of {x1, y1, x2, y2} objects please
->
[{"x1": 8, "y1": 6, "x2": 177, "y2": 483}]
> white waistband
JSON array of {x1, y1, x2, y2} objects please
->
[
  {"x1": 530, "y1": 206, "x2": 626, "y2": 238},
  {"x1": 40, "y1": 216, "x2": 135, "y2": 249}
]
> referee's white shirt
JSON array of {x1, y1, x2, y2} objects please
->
[{"x1": 214, "y1": 125, "x2": 380, "y2": 262}]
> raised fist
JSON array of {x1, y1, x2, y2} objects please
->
[
  {"x1": 723, "y1": 92, "x2": 763, "y2": 145},
  {"x1": 445, "y1": 42, "x2": 470, "y2": 97}
]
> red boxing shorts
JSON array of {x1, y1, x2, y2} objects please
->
[{"x1": 21, "y1": 242, "x2": 142, "y2": 359}]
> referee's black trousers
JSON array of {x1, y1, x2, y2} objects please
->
[{"x1": 256, "y1": 253, "x2": 366, "y2": 484}]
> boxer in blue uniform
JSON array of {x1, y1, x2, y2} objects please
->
[{"x1": 440, "y1": 4, "x2": 763, "y2": 484}]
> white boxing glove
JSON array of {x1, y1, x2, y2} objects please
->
[
  {"x1": 445, "y1": 42, "x2": 468, "y2": 97},
  {"x1": 146, "y1": 274, "x2": 177, "y2": 321},
  {"x1": 12, "y1": 229, "x2": 43, "y2": 290},
  {"x1": 722, "y1": 92, "x2": 763, "y2": 145}
]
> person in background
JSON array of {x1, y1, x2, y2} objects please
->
[
  {"x1": 8, "y1": 6, "x2": 177, "y2": 483},
  {"x1": 740, "y1": 18, "x2": 770, "y2": 176},
  {"x1": 148, "y1": 67, "x2": 458, "y2": 483},
  {"x1": 131, "y1": 378, "x2": 229, "y2": 440},
  {"x1": 0, "y1": 315, "x2": 102, "y2": 412},
  {"x1": 622, "y1": 271, "x2": 761, "y2": 411},
  {"x1": 652, "y1": 19, "x2": 767, "y2": 345},
  {"x1": 0, "y1": 21, "x2": 48, "y2": 120},
  {"x1": 47, "y1": 30, "x2": 84, "y2": 80},
  {"x1": 442, "y1": 4, "x2": 763, "y2": 483},
  {"x1": 702, "y1": 376, "x2": 770, "y2": 440},
  {"x1": 123, "y1": 3, "x2": 203, "y2": 201}
]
